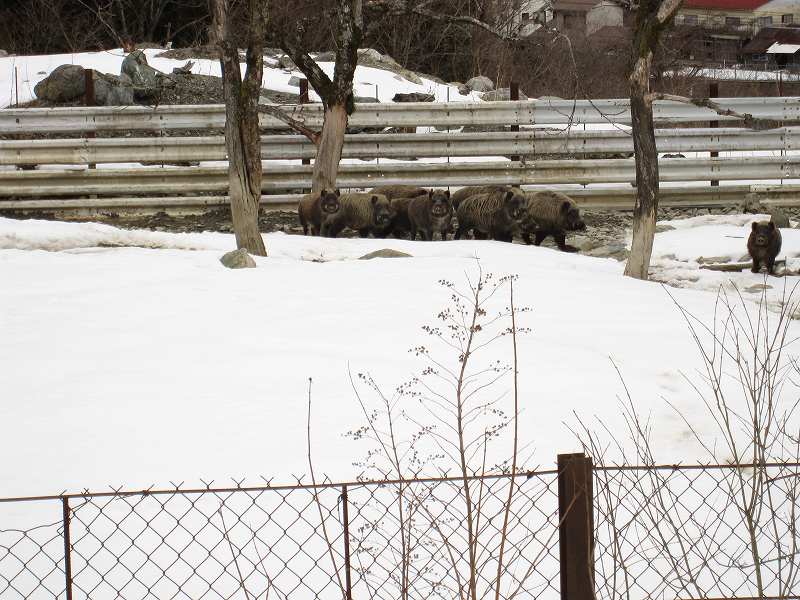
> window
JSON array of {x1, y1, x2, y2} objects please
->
[
  {"x1": 522, "y1": 12, "x2": 530, "y2": 21},
  {"x1": 782, "y1": 14, "x2": 794, "y2": 24},
  {"x1": 758, "y1": 15, "x2": 773, "y2": 26},
  {"x1": 684, "y1": 14, "x2": 698, "y2": 25},
  {"x1": 726, "y1": 16, "x2": 741, "y2": 26}
]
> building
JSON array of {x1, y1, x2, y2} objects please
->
[
  {"x1": 516, "y1": 0, "x2": 629, "y2": 37},
  {"x1": 675, "y1": 0, "x2": 800, "y2": 35},
  {"x1": 741, "y1": 25, "x2": 800, "y2": 66}
]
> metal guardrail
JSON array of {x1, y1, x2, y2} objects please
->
[
  {"x1": 1, "y1": 157, "x2": 798, "y2": 198},
  {"x1": 5, "y1": 185, "x2": 800, "y2": 213},
  {"x1": 2, "y1": 97, "x2": 800, "y2": 134},
  {"x1": 1, "y1": 127, "x2": 797, "y2": 166}
]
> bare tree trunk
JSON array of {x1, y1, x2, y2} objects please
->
[
  {"x1": 624, "y1": 0, "x2": 684, "y2": 280},
  {"x1": 212, "y1": 0, "x2": 267, "y2": 256},
  {"x1": 279, "y1": 0, "x2": 362, "y2": 193},
  {"x1": 312, "y1": 105, "x2": 349, "y2": 191},
  {"x1": 624, "y1": 55, "x2": 658, "y2": 280}
]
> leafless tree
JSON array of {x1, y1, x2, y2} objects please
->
[
  {"x1": 624, "y1": 0, "x2": 685, "y2": 280},
  {"x1": 211, "y1": 0, "x2": 268, "y2": 255}
]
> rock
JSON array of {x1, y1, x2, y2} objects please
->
[
  {"x1": 288, "y1": 75, "x2": 302, "y2": 87},
  {"x1": 392, "y1": 92, "x2": 435, "y2": 102},
  {"x1": 358, "y1": 48, "x2": 383, "y2": 62},
  {"x1": 466, "y1": 75, "x2": 494, "y2": 92},
  {"x1": 655, "y1": 224, "x2": 676, "y2": 233},
  {"x1": 740, "y1": 192, "x2": 765, "y2": 214},
  {"x1": 697, "y1": 255, "x2": 733, "y2": 264},
  {"x1": 354, "y1": 96, "x2": 379, "y2": 103},
  {"x1": 570, "y1": 235, "x2": 603, "y2": 252},
  {"x1": 662, "y1": 153, "x2": 686, "y2": 158},
  {"x1": 220, "y1": 248, "x2": 257, "y2": 269},
  {"x1": 481, "y1": 87, "x2": 529, "y2": 101},
  {"x1": 354, "y1": 48, "x2": 423, "y2": 84},
  {"x1": 585, "y1": 243, "x2": 629, "y2": 261},
  {"x1": 359, "y1": 249, "x2": 412, "y2": 260},
  {"x1": 94, "y1": 72, "x2": 135, "y2": 106},
  {"x1": 769, "y1": 207, "x2": 790, "y2": 228},
  {"x1": 34, "y1": 65, "x2": 86, "y2": 102},
  {"x1": 456, "y1": 83, "x2": 471, "y2": 96},
  {"x1": 121, "y1": 50, "x2": 164, "y2": 99},
  {"x1": 172, "y1": 61, "x2": 194, "y2": 75},
  {"x1": 279, "y1": 55, "x2": 296, "y2": 70},
  {"x1": 0, "y1": 50, "x2": 9, "y2": 58}
]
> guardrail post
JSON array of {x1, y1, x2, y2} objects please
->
[
  {"x1": 85, "y1": 69, "x2": 97, "y2": 171},
  {"x1": 300, "y1": 79, "x2": 310, "y2": 193},
  {"x1": 558, "y1": 453, "x2": 594, "y2": 600},
  {"x1": 341, "y1": 485, "x2": 353, "y2": 600},
  {"x1": 510, "y1": 81, "x2": 520, "y2": 162},
  {"x1": 709, "y1": 82, "x2": 719, "y2": 187},
  {"x1": 62, "y1": 496, "x2": 74, "y2": 600}
]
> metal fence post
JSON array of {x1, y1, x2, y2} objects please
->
[
  {"x1": 558, "y1": 452, "x2": 594, "y2": 600},
  {"x1": 510, "y1": 81, "x2": 520, "y2": 162},
  {"x1": 62, "y1": 496, "x2": 74, "y2": 600},
  {"x1": 341, "y1": 485, "x2": 353, "y2": 600},
  {"x1": 709, "y1": 82, "x2": 719, "y2": 187},
  {"x1": 85, "y1": 69, "x2": 96, "y2": 171}
]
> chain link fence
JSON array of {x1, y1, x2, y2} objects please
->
[{"x1": 2, "y1": 460, "x2": 800, "y2": 600}]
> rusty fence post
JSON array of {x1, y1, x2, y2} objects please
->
[
  {"x1": 341, "y1": 485, "x2": 353, "y2": 600},
  {"x1": 558, "y1": 453, "x2": 594, "y2": 600},
  {"x1": 510, "y1": 81, "x2": 520, "y2": 162},
  {"x1": 709, "y1": 81, "x2": 719, "y2": 187},
  {"x1": 62, "y1": 496, "x2": 74, "y2": 600}
]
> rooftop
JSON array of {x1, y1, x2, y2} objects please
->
[{"x1": 684, "y1": 0, "x2": 771, "y2": 10}]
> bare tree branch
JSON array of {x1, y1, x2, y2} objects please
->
[
  {"x1": 257, "y1": 104, "x2": 320, "y2": 144},
  {"x1": 646, "y1": 92, "x2": 781, "y2": 130}
]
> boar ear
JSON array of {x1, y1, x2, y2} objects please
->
[
  {"x1": 335, "y1": 189, "x2": 341, "y2": 196},
  {"x1": 752, "y1": 222, "x2": 758, "y2": 231},
  {"x1": 429, "y1": 190, "x2": 434, "y2": 199},
  {"x1": 445, "y1": 190, "x2": 450, "y2": 198},
  {"x1": 561, "y1": 200, "x2": 571, "y2": 214},
  {"x1": 769, "y1": 221, "x2": 776, "y2": 230},
  {"x1": 371, "y1": 195, "x2": 379, "y2": 205},
  {"x1": 320, "y1": 188, "x2": 328, "y2": 196},
  {"x1": 505, "y1": 191, "x2": 514, "y2": 201}
]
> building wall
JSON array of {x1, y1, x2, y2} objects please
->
[{"x1": 586, "y1": 2, "x2": 624, "y2": 36}]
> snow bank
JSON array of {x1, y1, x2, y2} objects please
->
[{"x1": 2, "y1": 215, "x2": 797, "y2": 502}]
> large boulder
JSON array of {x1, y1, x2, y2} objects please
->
[
  {"x1": 465, "y1": 75, "x2": 494, "y2": 92},
  {"x1": 34, "y1": 65, "x2": 134, "y2": 105},
  {"x1": 34, "y1": 65, "x2": 87, "y2": 102},
  {"x1": 220, "y1": 248, "x2": 257, "y2": 269},
  {"x1": 121, "y1": 50, "x2": 165, "y2": 99},
  {"x1": 94, "y1": 73, "x2": 135, "y2": 106}
]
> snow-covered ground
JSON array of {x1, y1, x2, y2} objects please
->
[
  {"x1": 1, "y1": 214, "x2": 798, "y2": 503},
  {"x1": 0, "y1": 48, "x2": 482, "y2": 109}
]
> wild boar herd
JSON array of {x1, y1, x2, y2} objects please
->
[{"x1": 298, "y1": 184, "x2": 587, "y2": 251}]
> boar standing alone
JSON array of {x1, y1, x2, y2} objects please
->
[
  {"x1": 408, "y1": 190, "x2": 453, "y2": 240},
  {"x1": 298, "y1": 189, "x2": 341, "y2": 236},
  {"x1": 325, "y1": 193, "x2": 393, "y2": 238},
  {"x1": 747, "y1": 220, "x2": 782, "y2": 275},
  {"x1": 520, "y1": 190, "x2": 586, "y2": 252},
  {"x1": 455, "y1": 189, "x2": 527, "y2": 242}
]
